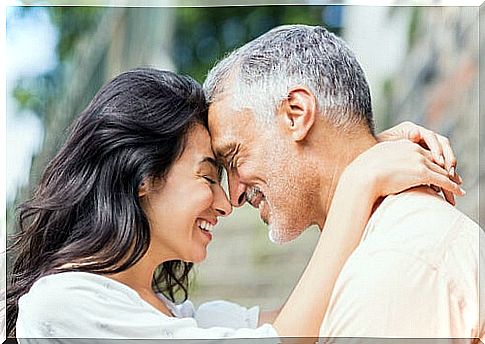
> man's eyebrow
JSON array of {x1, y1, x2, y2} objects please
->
[{"x1": 215, "y1": 143, "x2": 237, "y2": 161}]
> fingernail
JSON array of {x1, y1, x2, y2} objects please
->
[{"x1": 449, "y1": 166, "x2": 455, "y2": 177}]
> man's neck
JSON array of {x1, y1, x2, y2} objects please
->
[{"x1": 312, "y1": 123, "x2": 378, "y2": 227}]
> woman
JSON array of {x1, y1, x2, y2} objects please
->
[{"x1": 7, "y1": 68, "x2": 463, "y2": 339}]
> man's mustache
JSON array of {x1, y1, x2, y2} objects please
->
[{"x1": 245, "y1": 186, "x2": 264, "y2": 207}]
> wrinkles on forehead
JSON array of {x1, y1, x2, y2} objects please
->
[
  {"x1": 207, "y1": 100, "x2": 236, "y2": 161},
  {"x1": 207, "y1": 91, "x2": 259, "y2": 170},
  {"x1": 213, "y1": 142, "x2": 237, "y2": 164}
]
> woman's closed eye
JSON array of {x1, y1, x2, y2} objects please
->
[
  {"x1": 203, "y1": 175, "x2": 217, "y2": 185},
  {"x1": 198, "y1": 156, "x2": 223, "y2": 185}
]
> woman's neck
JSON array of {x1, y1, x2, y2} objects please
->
[
  {"x1": 56, "y1": 248, "x2": 176, "y2": 317},
  {"x1": 108, "y1": 253, "x2": 158, "y2": 292},
  {"x1": 107, "y1": 257, "x2": 175, "y2": 317}
]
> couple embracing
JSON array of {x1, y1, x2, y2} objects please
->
[{"x1": 8, "y1": 25, "x2": 483, "y2": 341}]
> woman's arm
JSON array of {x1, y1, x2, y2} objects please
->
[
  {"x1": 258, "y1": 308, "x2": 281, "y2": 325},
  {"x1": 376, "y1": 121, "x2": 461, "y2": 205},
  {"x1": 270, "y1": 140, "x2": 464, "y2": 337}
]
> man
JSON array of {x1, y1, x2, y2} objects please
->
[{"x1": 203, "y1": 25, "x2": 483, "y2": 340}]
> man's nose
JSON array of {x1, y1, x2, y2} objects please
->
[
  {"x1": 213, "y1": 186, "x2": 232, "y2": 217},
  {"x1": 228, "y1": 172, "x2": 246, "y2": 207}
]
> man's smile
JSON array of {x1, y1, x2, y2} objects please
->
[
  {"x1": 246, "y1": 186, "x2": 265, "y2": 208},
  {"x1": 246, "y1": 186, "x2": 269, "y2": 224}
]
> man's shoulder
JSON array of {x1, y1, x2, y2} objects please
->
[
  {"x1": 364, "y1": 186, "x2": 478, "y2": 242},
  {"x1": 320, "y1": 188, "x2": 483, "y2": 339},
  {"x1": 355, "y1": 186, "x2": 481, "y2": 266}
]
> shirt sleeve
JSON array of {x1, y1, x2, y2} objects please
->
[
  {"x1": 16, "y1": 277, "x2": 278, "y2": 340},
  {"x1": 194, "y1": 300, "x2": 260, "y2": 329}
]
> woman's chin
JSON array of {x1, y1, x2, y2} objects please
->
[{"x1": 184, "y1": 249, "x2": 207, "y2": 264}]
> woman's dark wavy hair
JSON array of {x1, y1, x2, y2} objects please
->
[{"x1": 6, "y1": 68, "x2": 208, "y2": 336}]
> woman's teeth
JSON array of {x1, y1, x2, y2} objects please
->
[{"x1": 197, "y1": 219, "x2": 214, "y2": 232}]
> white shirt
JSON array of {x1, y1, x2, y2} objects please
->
[
  {"x1": 17, "y1": 271, "x2": 278, "y2": 340},
  {"x1": 320, "y1": 187, "x2": 484, "y2": 340}
]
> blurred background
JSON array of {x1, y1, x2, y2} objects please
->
[{"x1": 5, "y1": 3, "x2": 483, "y2": 312}]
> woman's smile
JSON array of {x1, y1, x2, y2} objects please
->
[{"x1": 196, "y1": 218, "x2": 216, "y2": 241}]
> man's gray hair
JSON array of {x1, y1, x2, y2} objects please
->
[{"x1": 203, "y1": 24, "x2": 374, "y2": 133}]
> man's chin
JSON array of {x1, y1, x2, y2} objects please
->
[{"x1": 268, "y1": 225, "x2": 302, "y2": 244}]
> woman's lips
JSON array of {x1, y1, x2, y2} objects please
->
[
  {"x1": 200, "y1": 228, "x2": 212, "y2": 241},
  {"x1": 196, "y1": 218, "x2": 214, "y2": 241},
  {"x1": 196, "y1": 219, "x2": 215, "y2": 231}
]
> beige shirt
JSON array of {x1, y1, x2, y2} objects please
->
[{"x1": 319, "y1": 187, "x2": 483, "y2": 340}]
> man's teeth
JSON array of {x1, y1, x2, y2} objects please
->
[
  {"x1": 197, "y1": 219, "x2": 214, "y2": 232},
  {"x1": 258, "y1": 200, "x2": 265, "y2": 211}
]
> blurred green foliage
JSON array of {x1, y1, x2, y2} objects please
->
[
  {"x1": 172, "y1": 6, "x2": 341, "y2": 82},
  {"x1": 10, "y1": 7, "x2": 103, "y2": 121},
  {"x1": 407, "y1": 7, "x2": 421, "y2": 50},
  {"x1": 11, "y1": 6, "x2": 340, "y2": 119},
  {"x1": 49, "y1": 7, "x2": 102, "y2": 61}
]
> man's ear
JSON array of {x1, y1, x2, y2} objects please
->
[{"x1": 278, "y1": 87, "x2": 317, "y2": 142}]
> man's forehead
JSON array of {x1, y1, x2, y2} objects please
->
[
  {"x1": 210, "y1": 133, "x2": 238, "y2": 160},
  {"x1": 207, "y1": 98, "x2": 241, "y2": 138},
  {"x1": 207, "y1": 96, "x2": 257, "y2": 159},
  {"x1": 208, "y1": 96, "x2": 236, "y2": 121}
]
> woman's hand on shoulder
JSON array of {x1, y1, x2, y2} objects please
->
[
  {"x1": 375, "y1": 121, "x2": 461, "y2": 204},
  {"x1": 341, "y1": 139, "x2": 464, "y2": 206}
]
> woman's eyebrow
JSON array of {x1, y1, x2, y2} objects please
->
[{"x1": 199, "y1": 156, "x2": 219, "y2": 168}]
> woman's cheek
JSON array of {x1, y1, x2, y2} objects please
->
[{"x1": 191, "y1": 184, "x2": 215, "y2": 212}]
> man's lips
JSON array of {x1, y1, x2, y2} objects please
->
[{"x1": 246, "y1": 187, "x2": 269, "y2": 224}]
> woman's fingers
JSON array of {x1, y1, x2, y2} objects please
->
[
  {"x1": 406, "y1": 125, "x2": 422, "y2": 143},
  {"x1": 442, "y1": 169, "x2": 463, "y2": 206},
  {"x1": 455, "y1": 172, "x2": 463, "y2": 184},
  {"x1": 425, "y1": 162, "x2": 452, "y2": 180},
  {"x1": 420, "y1": 147, "x2": 463, "y2": 205},
  {"x1": 424, "y1": 132, "x2": 445, "y2": 167},
  {"x1": 346, "y1": 139, "x2": 465, "y2": 205},
  {"x1": 426, "y1": 160, "x2": 456, "y2": 206},
  {"x1": 437, "y1": 135, "x2": 457, "y2": 175},
  {"x1": 419, "y1": 130, "x2": 456, "y2": 175},
  {"x1": 442, "y1": 190, "x2": 456, "y2": 206},
  {"x1": 409, "y1": 126, "x2": 444, "y2": 166},
  {"x1": 425, "y1": 169, "x2": 465, "y2": 197},
  {"x1": 383, "y1": 122, "x2": 457, "y2": 173}
]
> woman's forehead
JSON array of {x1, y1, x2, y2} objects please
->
[{"x1": 184, "y1": 124, "x2": 215, "y2": 159}]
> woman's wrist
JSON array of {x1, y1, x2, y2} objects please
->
[{"x1": 338, "y1": 164, "x2": 380, "y2": 204}]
